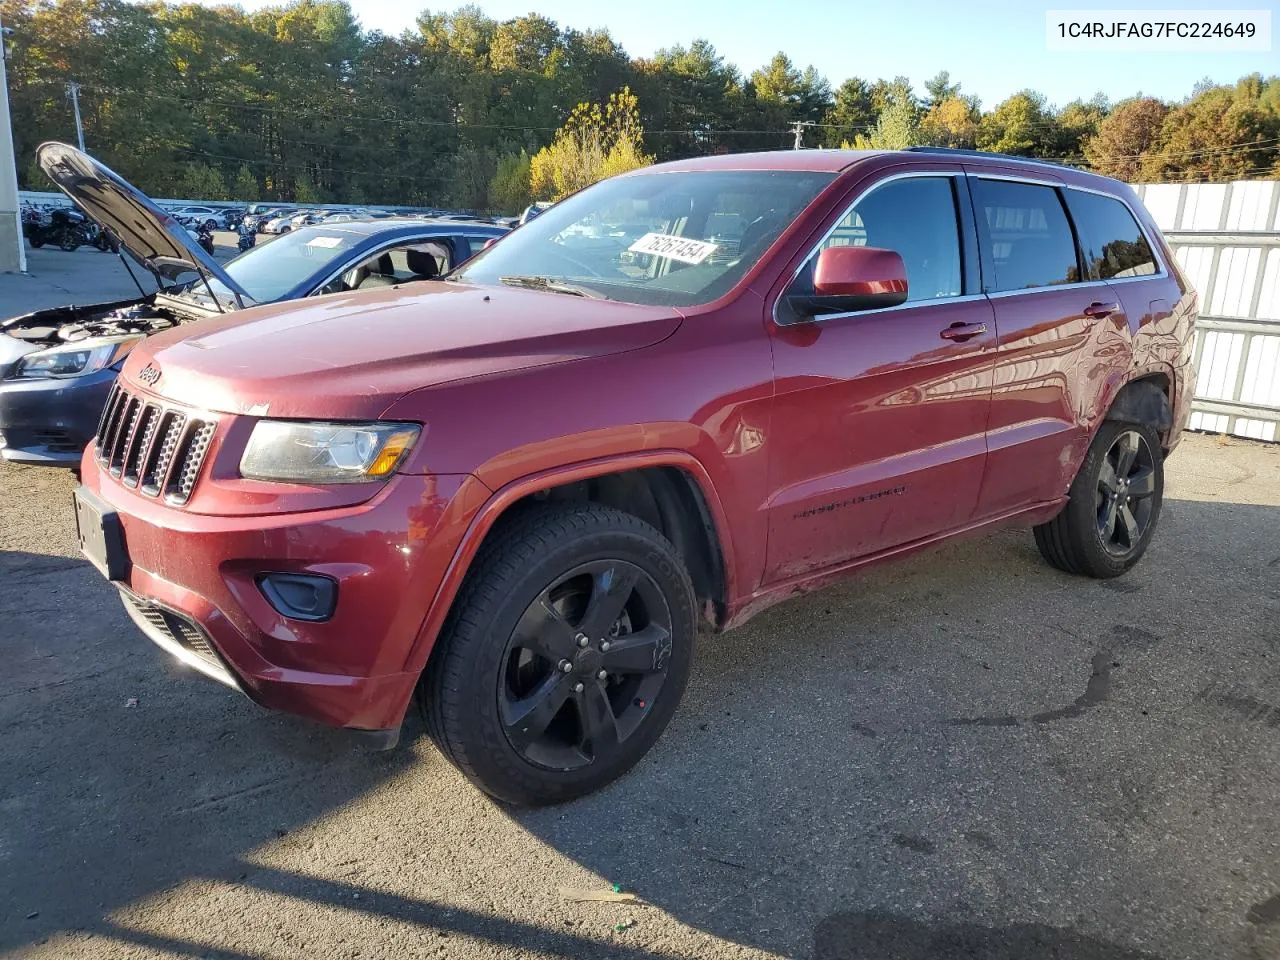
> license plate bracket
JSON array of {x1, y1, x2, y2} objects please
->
[{"x1": 74, "y1": 486, "x2": 130, "y2": 581}]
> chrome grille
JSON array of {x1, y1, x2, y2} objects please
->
[{"x1": 95, "y1": 382, "x2": 216, "y2": 505}]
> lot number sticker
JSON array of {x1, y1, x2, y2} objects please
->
[{"x1": 628, "y1": 233, "x2": 719, "y2": 264}]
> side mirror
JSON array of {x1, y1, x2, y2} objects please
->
[{"x1": 789, "y1": 246, "x2": 908, "y2": 318}]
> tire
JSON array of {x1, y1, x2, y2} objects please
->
[
  {"x1": 279, "y1": 226, "x2": 291, "y2": 233},
  {"x1": 29, "y1": 236, "x2": 43, "y2": 249},
  {"x1": 204, "y1": 219, "x2": 217, "y2": 230},
  {"x1": 421, "y1": 503, "x2": 696, "y2": 805},
  {"x1": 1034, "y1": 420, "x2": 1164, "y2": 578},
  {"x1": 58, "y1": 233, "x2": 79, "y2": 252}
]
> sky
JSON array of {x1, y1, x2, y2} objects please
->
[{"x1": 205, "y1": 0, "x2": 1279, "y2": 108}]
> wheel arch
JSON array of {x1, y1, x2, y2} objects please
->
[
  {"x1": 1103, "y1": 372, "x2": 1174, "y2": 451},
  {"x1": 402, "y1": 451, "x2": 735, "y2": 679}
]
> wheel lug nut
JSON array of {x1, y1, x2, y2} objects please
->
[
  {"x1": 576, "y1": 633, "x2": 589, "y2": 648},
  {"x1": 560, "y1": 660, "x2": 573, "y2": 673},
  {"x1": 597, "y1": 670, "x2": 607, "y2": 680},
  {"x1": 574, "y1": 682, "x2": 584, "y2": 693},
  {"x1": 600, "y1": 641, "x2": 611, "y2": 651}
]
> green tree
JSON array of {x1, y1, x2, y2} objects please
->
[
  {"x1": 231, "y1": 165, "x2": 258, "y2": 201},
  {"x1": 977, "y1": 90, "x2": 1059, "y2": 156},
  {"x1": 923, "y1": 70, "x2": 960, "y2": 110},
  {"x1": 822, "y1": 77, "x2": 875, "y2": 146},
  {"x1": 488, "y1": 150, "x2": 533, "y2": 213}
]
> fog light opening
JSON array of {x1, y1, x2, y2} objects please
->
[{"x1": 257, "y1": 573, "x2": 338, "y2": 622}]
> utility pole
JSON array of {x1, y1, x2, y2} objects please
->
[
  {"x1": 65, "y1": 81, "x2": 84, "y2": 151},
  {"x1": 0, "y1": 13, "x2": 26, "y2": 272},
  {"x1": 790, "y1": 120, "x2": 815, "y2": 150}
]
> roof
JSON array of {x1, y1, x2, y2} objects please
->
[
  {"x1": 294, "y1": 217, "x2": 509, "y2": 239},
  {"x1": 648, "y1": 150, "x2": 876, "y2": 174},
  {"x1": 640, "y1": 148, "x2": 1126, "y2": 191}
]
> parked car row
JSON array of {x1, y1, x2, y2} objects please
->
[{"x1": 4, "y1": 142, "x2": 1196, "y2": 807}]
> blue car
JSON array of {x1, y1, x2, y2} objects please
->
[{"x1": 0, "y1": 143, "x2": 507, "y2": 468}]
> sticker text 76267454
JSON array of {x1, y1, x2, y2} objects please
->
[{"x1": 627, "y1": 232, "x2": 719, "y2": 265}]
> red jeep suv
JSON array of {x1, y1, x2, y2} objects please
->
[{"x1": 75, "y1": 148, "x2": 1196, "y2": 804}]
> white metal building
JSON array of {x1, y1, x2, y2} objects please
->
[{"x1": 1134, "y1": 180, "x2": 1280, "y2": 443}]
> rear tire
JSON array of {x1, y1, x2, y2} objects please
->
[
  {"x1": 58, "y1": 233, "x2": 79, "y2": 252},
  {"x1": 421, "y1": 503, "x2": 696, "y2": 805},
  {"x1": 1034, "y1": 420, "x2": 1164, "y2": 578}
]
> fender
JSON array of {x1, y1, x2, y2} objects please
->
[{"x1": 397, "y1": 449, "x2": 737, "y2": 679}]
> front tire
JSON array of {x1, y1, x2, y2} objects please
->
[
  {"x1": 1034, "y1": 420, "x2": 1164, "y2": 578},
  {"x1": 58, "y1": 233, "x2": 79, "y2": 252},
  {"x1": 421, "y1": 503, "x2": 696, "y2": 805}
]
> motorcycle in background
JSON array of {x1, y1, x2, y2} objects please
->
[
  {"x1": 22, "y1": 207, "x2": 97, "y2": 252},
  {"x1": 196, "y1": 222, "x2": 216, "y2": 256},
  {"x1": 236, "y1": 221, "x2": 256, "y2": 253}
]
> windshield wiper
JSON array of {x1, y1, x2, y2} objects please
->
[{"x1": 499, "y1": 275, "x2": 605, "y2": 299}]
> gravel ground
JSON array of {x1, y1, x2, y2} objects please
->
[{"x1": 3, "y1": 253, "x2": 1280, "y2": 959}]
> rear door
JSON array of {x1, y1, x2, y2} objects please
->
[
  {"x1": 967, "y1": 172, "x2": 1128, "y2": 516},
  {"x1": 762, "y1": 170, "x2": 995, "y2": 583}
]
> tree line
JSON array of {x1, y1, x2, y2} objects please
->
[{"x1": 3, "y1": 0, "x2": 1278, "y2": 213}]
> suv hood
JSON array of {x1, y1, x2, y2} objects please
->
[
  {"x1": 36, "y1": 142, "x2": 251, "y2": 304},
  {"x1": 119, "y1": 281, "x2": 684, "y2": 419}
]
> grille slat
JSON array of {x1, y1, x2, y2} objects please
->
[
  {"x1": 141, "y1": 412, "x2": 185, "y2": 495},
  {"x1": 122, "y1": 404, "x2": 159, "y2": 487},
  {"x1": 108, "y1": 397, "x2": 141, "y2": 476},
  {"x1": 96, "y1": 384, "x2": 128, "y2": 463},
  {"x1": 93, "y1": 385, "x2": 214, "y2": 505}
]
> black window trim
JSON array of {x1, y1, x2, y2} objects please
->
[
  {"x1": 967, "y1": 175, "x2": 1086, "y2": 295},
  {"x1": 772, "y1": 168, "x2": 1168, "y2": 327},
  {"x1": 774, "y1": 169, "x2": 985, "y2": 326},
  {"x1": 1061, "y1": 187, "x2": 1160, "y2": 284},
  {"x1": 970, "y1": 173, "x2": 1168, "y2": 299}
]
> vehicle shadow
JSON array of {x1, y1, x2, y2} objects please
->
[
  {"x1": 499, "y1": 495, "x2": 1280, "y2": 958},
  {"x1": 3, "y1": 492, "x2": 1279, "y2": 958}
]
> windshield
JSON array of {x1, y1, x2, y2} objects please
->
[
  {"x1": 208, "y1": 228, "x2": 363, "y2": 303},
  {"x1": 455, "y1": 170, "x2": 835, "y2": 307}
]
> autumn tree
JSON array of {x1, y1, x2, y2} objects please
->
[
  {"x1": 920, "y1": 96, "x2": 979, "y2": 148},
  {"x1": 529, "y1": 88, "x2": 653, "y2": 200},
  {"x1": 1083, "y1": 97, "x2": 1168, "y2": 180}
]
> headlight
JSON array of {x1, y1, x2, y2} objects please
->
[
  {"x1": 12, "y1": 335, "x2": 143, "y2": 380},
  {"x1": 240, "y1": 420, "x2": 421, "y2": 484}
]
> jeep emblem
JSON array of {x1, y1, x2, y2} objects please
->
[{"x1": 137, "y1": 364, "x2": 161, "y2": 386}]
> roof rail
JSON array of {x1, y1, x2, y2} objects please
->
[{"x1": 903, "y1": 146, "x2": 1075, "y2": 169}]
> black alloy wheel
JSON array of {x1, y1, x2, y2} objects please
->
[
  {"x1": 1095, "y1": 428, "x2": 1157, "y2": 555},
  {"x1": 421, "y1": 503, "x2": 696, "y2": 805},
  {"x1": 1034, "y1": 419, "x2": 1165, "y2": 578},
  {"x1": 499, "y1": 559, "x2": 673, "y2": 771}
]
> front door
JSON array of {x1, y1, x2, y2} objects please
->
[{"x1": 763, "y1": 173, "x2": 995, "y2": 584}]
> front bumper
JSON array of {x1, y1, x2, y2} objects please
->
[
  {"x1": 0, "y1": 369, "x2": 114, "y2": 466},
  {"x1": 82, "y1": 466, "x2": 487, "y2": 731}
]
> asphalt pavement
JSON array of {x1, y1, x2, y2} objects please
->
[{"x1": 2, "y1": 249, "x2": 1280, "y2": 959}]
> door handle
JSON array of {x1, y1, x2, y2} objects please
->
[
  {"x1": 1083, "y1": 301, "x2": 1119, "y2": 318},
  {"x1": 940, "y1": 321, "x2": 988, "y2": 342}
]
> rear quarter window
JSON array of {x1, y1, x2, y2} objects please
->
[{"x1": 1064, "y1": 191, "x2": 1158, "y2": 281}]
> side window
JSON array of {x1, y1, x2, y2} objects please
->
[
  {"x1": 816, "y1": 177, "x2": 962, "y2": 302},
  {"x1": 971, "y1": 179, "x2": 1080, "y2": 292},
  {"x1": 1064, "y1": 191, "x2": 1158, "y2": 280}
]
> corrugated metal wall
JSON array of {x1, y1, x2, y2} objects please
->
[{"x1": 1134, "y1": 180, "x2": 1280, "y2": 443}]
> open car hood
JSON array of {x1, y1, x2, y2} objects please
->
[{"x1": 36, "y1": 142, "x2": 252, "y2": 305}]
